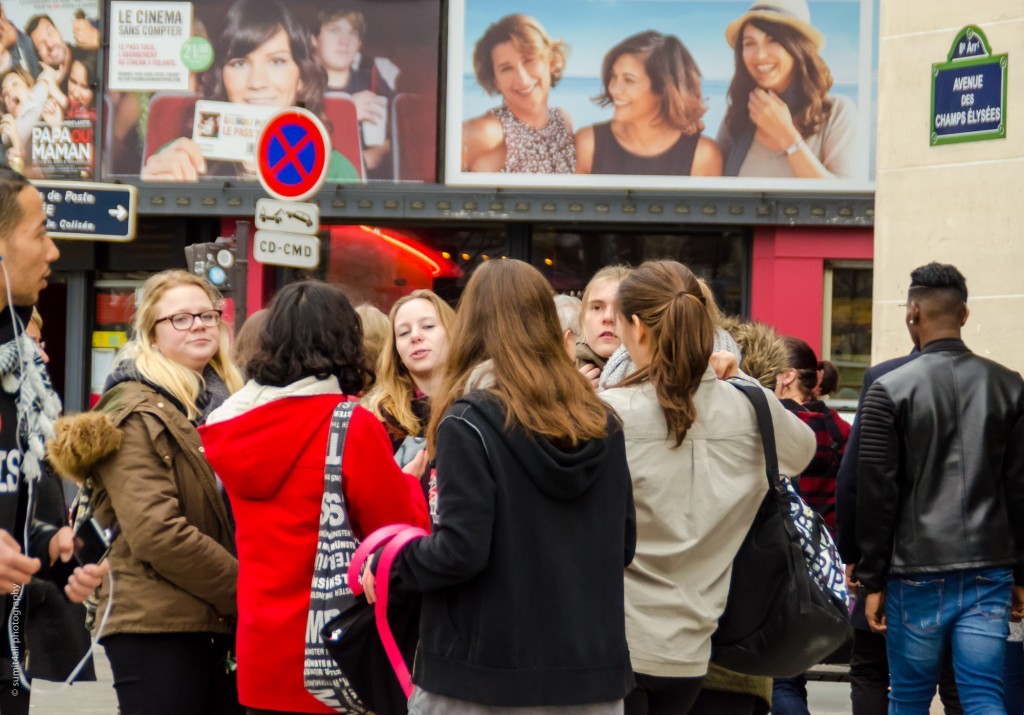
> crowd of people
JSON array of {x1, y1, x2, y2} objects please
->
[{"x1": 0, "y1": 162, "x2": 1021, "y2": 714}]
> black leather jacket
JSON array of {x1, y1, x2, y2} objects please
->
[{"x1": 855, "y1": 338, "x2": 1024, "y2": 593}]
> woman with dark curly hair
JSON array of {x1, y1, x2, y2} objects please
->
[
  {"x1": 141, "y1": 0, "x2": 359, "y2": 182},
  {"x1": 717, "y1": 0, "x2": 856, "y2": 178},
  {"x1": 576, "y1": 31, "x2": 721, "y2": 176},
  {"x1": 199, "y1": 281, "x2": 428, "y2": 714}
]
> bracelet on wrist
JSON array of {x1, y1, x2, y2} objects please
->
[{"x1": 785, "y1": 138, "x2": 805, "y2": 156}]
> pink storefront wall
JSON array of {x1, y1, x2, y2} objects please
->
[{"x1": 750, "y1": 226, "x2": 873, "y2": 356}]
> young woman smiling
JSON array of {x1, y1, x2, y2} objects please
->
[
  {"x1": 717, "y1": 0, "x2": 856, "y2": 178},
  {"x1": 575, "y1": 31, "x2": 721, "y2": 176},
  {"x1": 363, "y1": 290, "x2": 456, "y2": 455},
  {"x1": 141, "y1": 0, "x2": 359, "y2": 182}
]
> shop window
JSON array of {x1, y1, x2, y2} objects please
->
[
  {"x1": 822, "y1": 262, "x2": 872, "y2": 407},
  {"x1": 313, "y1": 225, "x2": 507, "y2": 311},
  {"x1": 531, "y1": 228, "x2": 749, "y2": 315}
]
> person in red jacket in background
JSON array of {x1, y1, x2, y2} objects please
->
[{"x1": 200, "y1": 280, "x2": 429, "y2": 715}]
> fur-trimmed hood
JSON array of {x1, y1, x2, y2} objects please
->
[
  {"x1": 719, "y1": 316, "x2": 788, "y2": 389},
  {"x1": 47, "y1": 411, "x2": 123, "y2": 482}
]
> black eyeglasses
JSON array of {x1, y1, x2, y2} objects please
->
[{"x1": 155, "y1": 310, "x2": 223, "y2": 331}]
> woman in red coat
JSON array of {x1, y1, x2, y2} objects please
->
[{"x1": 200, "y1": 281, "x2": 429, "y2": 714}]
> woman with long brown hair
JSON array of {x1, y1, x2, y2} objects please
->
[
  {"x1": 717, "y1": 0, "x2": 856, "y2": 178},
  {"x1": 601, "y1": 260, "x2": 814, "y2": 715},
  {"x1": 363, "y1": 259, "x2": 636, "y2": 713}
]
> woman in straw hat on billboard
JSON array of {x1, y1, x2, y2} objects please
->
[{"x1": 717, "y1": 0, "x2": 857, "y2": 179}]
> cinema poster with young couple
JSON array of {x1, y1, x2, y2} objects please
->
[
  {"x1": 0, "y1": 0, "x2": 100, "y2": 179},
  {"x1": 102, "y1": 0, "x2": 442, "y2": 183},
  {"x1": 445, "y1": 0, "x2": 878, "y2": 192}
]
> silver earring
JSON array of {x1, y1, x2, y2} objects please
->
[{"x1": 907, "y1": 319, "x2": 914, "y2": 325}]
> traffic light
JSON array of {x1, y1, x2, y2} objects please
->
[{"x1": 185, "y1": 241, "x2": 240, "y2": 293}]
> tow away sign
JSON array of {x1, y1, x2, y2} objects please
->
[
  {"x1": 37, "y1": 181, "x2": 137, "y2": 241},
  {"x1": 255, "y1": 198, "x2": 319, "y2": 236}
]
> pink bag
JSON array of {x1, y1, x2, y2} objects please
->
[{"x1": 348, "y1": 525, "x2": 428, "y2": 697}]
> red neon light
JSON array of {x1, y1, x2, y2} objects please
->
[{"x1": 358, "y1": 225, "x2": 444, "y2": 276}]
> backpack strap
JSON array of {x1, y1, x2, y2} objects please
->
[
  {"x1": 819, "y1": 407, "x2": 847, "y2": 463},
  {"x1": 375, "y1": 526, "x2": 428, "y2": 697},
  {"x1": 349, "y1": 525, "x2": 428, "y2": 698},
  {"x1": 347, "y1": 524, "x2": 408, "y2": 594}
]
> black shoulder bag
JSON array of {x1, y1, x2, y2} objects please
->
[{"x1": 711, "y1": 380, "x2": 852, "y2": 677}]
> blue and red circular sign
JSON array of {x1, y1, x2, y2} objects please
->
[{"x1": 256, "y1": 108, "x2": 332, "y2": 202}]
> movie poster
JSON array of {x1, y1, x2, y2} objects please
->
[
  {"x1": 0, "y1": 0, "x2": 100, "y2": 179},
  {"x1": 102, "y1": 0, "x2": 442, "y2": 184},
  {"x1": 445, "y1": 0, "x2": 877, "y2": 192}
]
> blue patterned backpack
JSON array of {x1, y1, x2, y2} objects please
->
[{"x1": 711, "y1": 379, "x2": 851, "y2": 677}]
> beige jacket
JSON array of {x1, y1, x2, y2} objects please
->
[
  {"x1": 48, "y1": 381, "x2": 238, "y2": 637},
  {"x1": 601, "y1": 368, "x2": 815, "y2": 677}
]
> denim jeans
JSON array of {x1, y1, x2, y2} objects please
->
[
  {"x1": 1005, "y1": 639, "x2": 1024, "y2": 715},
  {"x1": 771, "y1": 675, "x2": 809, "y2": 715},
  {"x1": 885, "y1": 567, "x2": 1012, "y2": 715}
]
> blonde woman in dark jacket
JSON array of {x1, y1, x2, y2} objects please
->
[{"x1": 49, "y1": 270, "x2": 244, "y2": 715}]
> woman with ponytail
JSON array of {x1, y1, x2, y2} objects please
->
[
  {"x1": 773, "y1": 335, "x2": 850, "y2": 536},
  {"x1": 601, "y1": 260, "x2": 814, "y2": 715}
]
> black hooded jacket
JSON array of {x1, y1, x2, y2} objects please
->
[
  {"x1": 0, "y1": 305, "x2": 69, "y2": 684},
  {"x1": 395, "y1": 390, "x2": 636, "y2": 707}
]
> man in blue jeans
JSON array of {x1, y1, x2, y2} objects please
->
[{"x1": 856, "y1": 262, "x2": 1024, "y2": 714}]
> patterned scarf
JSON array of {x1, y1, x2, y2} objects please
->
[{"x1": 0, "y1": 332, "x2": 62, "y2": 485}]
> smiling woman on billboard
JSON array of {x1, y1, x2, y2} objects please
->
[
  {"x1": 462, "y1": 14, "x2": 576, "y2": 174},
  {"x1": 574, "y1": 31, "x2": 722, "y2": 176},
  {"x1": 140, "y1": 0, "x2": 359, "y2": 183},
  {"x1": 717, "y1": 0, "x2": 857, "y2": 179}
]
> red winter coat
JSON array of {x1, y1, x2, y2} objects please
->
[{"x1": 199, "y1": 378, "x2": 428, "y2": 713}]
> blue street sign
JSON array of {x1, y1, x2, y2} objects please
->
[
  {"x1": 36, "y1": 181, "x2": 138, "y2": 242},
  {"x1": 930, "y1": 26, "x2": 1008, "y2": 146}
]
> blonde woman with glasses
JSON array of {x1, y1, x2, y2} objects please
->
[{"x1": 49, "y1": 269, "x2": 245, "y2": 715}]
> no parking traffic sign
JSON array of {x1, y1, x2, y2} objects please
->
[{"x1": 256, "y1": 108, "x2": 332, "y2": 202}]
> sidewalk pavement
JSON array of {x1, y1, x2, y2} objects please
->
[
  {"x1": 24, "y1": 650, "x2": 948, "y2": 715},
  {"x1": 23, "y1": 646, "x2": 116, "y2": 714}
]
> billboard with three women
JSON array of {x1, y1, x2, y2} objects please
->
[
  {"x1": 446, "y1": 0, "x2": 877, "y2": 191},
  {"x1": 102, "y1": 0, "x2": 441, "y2": 184},
  {"x1": 0, "y1": 0, "x2": 100, "y2": 179}
]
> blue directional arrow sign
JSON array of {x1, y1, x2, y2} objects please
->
[{"x1": 36, "y1": 181, "x2": 138, "y2": 242}]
